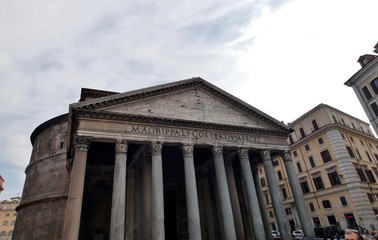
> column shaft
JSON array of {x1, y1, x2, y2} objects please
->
[
  {"x1": 239, "y1": 148, "x2": 266, "y2": 240},
  {"x1": 182, "y1": 145, "x2": 202, "y2": 240},
  {"x1": 110, "y1": 140, "x2": 128, "y2": 240},
  {"x1": 212, "y1": 146, "x2": 237, "y2": 240},
  {"x1": 261, "y1": 150, "x2": 292, "y2": 240},
  {"x1": 282, "y1": 151, "x2": 315, "y2": 238},
  {"x1": 62, "y1": 135, "x2": 91, "y2": 240},
  {"x1": 151, "y1": 142, "x2": 165, "y2": 240},
  {"x1": 225, "y1": 159, "x2": 245, "y2": 240},
  {"x1": 252, "y1": 163, "x2": 273, "y2": 240}
]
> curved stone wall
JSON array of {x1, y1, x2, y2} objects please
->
[{"x1": 13, "y1": 116, "x2": 70, "y2": 240}]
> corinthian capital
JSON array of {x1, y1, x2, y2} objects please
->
[
  {"x1": 212, "y1": 146, "x2": 223, "y2": 158},
  {"x1": 238, "y1": 148, "x2": 249, "y2": 160},
  {"x1": 115, "y1": 139, "x2": 128, "y2": 154},
  {"x1": 73, "y1": 135, "x2": 92, "y2": 152},
  {"x1": 282, "y1": 150, "x2": 292, "y2": 162},
  {"x1": 182, "y1": 144, "x2": 194, "y2": 158},
  {"x1": 260, "y1": 149, "x2": 271, "y2": 162},
  {"x1": 151, "y1": 142, "x2": 163, "y2": 155}
]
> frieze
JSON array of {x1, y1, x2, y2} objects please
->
[{"x1": 129, "y1": 125, "x2": 263, "y2": 144}]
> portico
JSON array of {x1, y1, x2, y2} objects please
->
[{"x1": 61, "y1": 78, "x2": 315, "y2": 239}]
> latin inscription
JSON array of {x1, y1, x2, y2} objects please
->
[{"x1": 129, "y1": 126, "x2": 262, "y2": 143}]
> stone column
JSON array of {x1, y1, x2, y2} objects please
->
[
  {"x1": 151, "y1": 142, "x2": 165, "y2": 240},
  {"x1": 252, "y1": 163, "x2": 273, "y2": 240},
  {"x1": 141, "y1": 154, "x2": 152, "y2": 240},
  {"x1": 225, "y1": 157, "x2": 245, "y2": 240},
  {"x1": 212, "y1": 146, "x2": 237, "y2": 240},
  {"x1": 239, "y1": 148, "x2": 266, "y2": 240},
  {"x1": 261, "y1": 150, "x2": 292, "y2": 240},
  {"x1": 282, "y1": 151, "x2": 315, "y2": 238},
  {"x1": 182, "y1": 144, "x2": 202, "y2": 240},
  {"x1": 110, "y1": 140, "x2": 128, "y2": 240},
  {"x1": 62, "y1": 135, "x2": 91, "y2": 240}
]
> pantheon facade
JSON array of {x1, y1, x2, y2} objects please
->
[{"x1": 13, "y1": 78, "x2": 314, "y2": 240}]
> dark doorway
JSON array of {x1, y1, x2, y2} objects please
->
[{"x1": 164, "y1": 189, "x2": 179, "y2": 240}]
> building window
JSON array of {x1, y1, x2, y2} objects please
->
[
  {"x1": 285, "y1": 208, "x2": 292, "y2": 215},
  {"x1": 300, "y1": 127, "x2": 306, "y2": 138},
  {"x1": 264, "y1": 192, "x2": 270, "y2": 204},
  {"x1": 2, "y1": 221, "x2": 8, "y2": 226},
  {"x1": 273, "y1": 160, "x2": 279, "y2": 167},
  {"x1": 367, "y1": 193, "x2": 375, "y2": 203},
  {"x1": 341, "y1": 133, "x2": 345, "y2": 139},
  {"x1": 313, "y1": 217, "x2": 321, "y2": 227},
  {"x1": 362, "y1": 86, "x2": 373, "y2": 100},
  {"x1": 309, "y1": 156, "x2": 316, "y2": 168},
  {"x1": 356, "y1": 168, "x2": 367, "y2": 182},
  {"x1": 350, "y1": 136, "x2": 355, "y2": 143},
  {"x1": 365, "y1": 169, "x2": 376, "y2": 183},
  {"x1": 0, "y1": 231, "x2": 5, "y2": 237},
  {"x1": 296, "y1": 162, "x2": 302, "y2": 173},
  {"x1": 355, "y1": 149, "x2": 362, "y2": 159},
  {"x1": 371, "y1": 102, "x2": 378, "y2": 117},
  {"x1": 300, "y1": 180, "x2": 310, "y2": 194},
  {"x1": 5, "y1": 213, "x2": 9, "y2": 217},
  {"x1": 309, "y1": 203, "x2": 315, "y2": 211},
  {"x1": 318, "y1": 138, "x2": 324, "y2": 145},
  {"x1": 269, "y1": 211, "x2": 274, "y2": 218},
  {"x1": 346, "y1": 146, "x2": 355, "y2": 158},
  {"x1": 328, "y1": 171, "x2": 341, "y2": 186},
  {"x1": 360, "y1": 140, "x2": 365, "y2": 146},
  {"x1": 312, "y1": 120, "x2": 319, "y2": 131},
  {"x1": 352, "y1": 123, "x2": 356, "y2": 129},
  {"x1": 305, "y1": 145, "x2": 310, "y2": 151},
  {"x1": 322, "y1": 200, "x2": 331, "y2": 209},
  {"x1": 281, "y1": 187, "x2": 288, "y2": 199},
  {"x1": 313, "y1": 175, "x2": 325, "y2": 190},
  {"x1": 321, "y1": 150, "x2": 332, "y2": 163},
  {"x1": 340, "y1": 196, "x2": 348, "y2": 206},
  {"x1": 293, "y1": 151, "x2": 298, "y2": 157},
  {"x1": 277, "y1": 171, "x2": 283, "y2": 181},
  {"x1": 260, "y1": 178, "x2": 266, "y2": 187},
  {"x1": 374, "y1": 154, "x2": 378, "y2": 162},
  {"x1": 370, "y1": 77, "x2": 378, "y2": 94},
  {"x1": 366, "y1": 151, "x2": 373, "y2": 162},
  {"x1": 11, "y1": 221, "x2": 15, "y2": 225}
]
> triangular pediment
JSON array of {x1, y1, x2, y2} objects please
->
[{"x1": 72, "y1": 78, "x2": 289, "y2": 132}]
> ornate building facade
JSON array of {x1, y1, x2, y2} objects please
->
[{"x1": 13, "y1": 78, "x2": 314, "y2": 240}]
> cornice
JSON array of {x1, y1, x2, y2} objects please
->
[
  {"x1": 74, "y1": 109, "x2": 290, "y2": 137},
  {"x1": 16, "y1": 195, "x2": 67, "y2": 212},
  {"x1": 290, "y1": 123, "x2": 378, "y2": 148},
  {"x1": 30, "y1": 114, "x2": 68, "y2": 144}
]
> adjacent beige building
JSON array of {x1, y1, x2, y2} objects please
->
[
  {"x1": 257, "y1": 104, "x2": 378, "y2": 233},
  {"x1": 0, "y1": 197, "x2": 20, "y2": 240},
  {"x1": 345, "y1": 41, "x2": 378, "y2": 135}
]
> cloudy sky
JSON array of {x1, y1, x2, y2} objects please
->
[{"x1": 0, "y1": 0, "x2": 377, "y2": 200}]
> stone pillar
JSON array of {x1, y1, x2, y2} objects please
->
[
  {"x1": 133, "y1": 161, "x2": 142, "y2": 240},
  {"x1": 110, "y1": 139, "x2": 128, "y2": 240},
  {"x1": 239, "y1": 148, "x2": 266, "y2": 240},
  {"x1": 141, "y1": 154, "x2": 152, "y2": 240},
  {"x1": 225, "y1": 157, "x2": 245, "y2": 240},
  {"x1": 261, "y1": 150, "x2": 292, "y2": 240},
  {"x1": 151, "y1": 142, "x2": 165, "y2": 240},
  {"x1": 252, "y1": 163, "x2": 273, "y2": 240},
  {"x1": 212, "y1": 146, "x2": 237, "y2": 240},
  {"x1": 282, "y1": 151, "x2": 315, "y2": 238},
  {"x1": 62, "y1": 135, "x2": 91, "y2": 240},
  {"x1": 182, "y1": 145, "x2": 202, "y2": 240}
]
